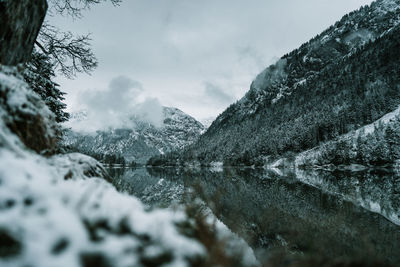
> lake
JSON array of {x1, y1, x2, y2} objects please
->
[{"x1": 107, "y1": 166, "x2": 400, "y2": 265}]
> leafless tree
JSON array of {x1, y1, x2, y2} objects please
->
[
  {"x1": 49, "y1": 0, "x2": 122, "y2": 18},
  {"x1": 35, "y1": 23, "x2": 97, "y2": 78}
]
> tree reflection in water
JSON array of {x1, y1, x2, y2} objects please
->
[{"x1": 107, "y1": 166, "x2": 400, "y2": 265}]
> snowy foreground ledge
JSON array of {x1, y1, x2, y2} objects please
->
[
  {"x1": 0, "y1": 67, "x2": 259, "y2": 267},
  {"x1": 0, "y1": 150, "x2": 204, "y2": 267}
]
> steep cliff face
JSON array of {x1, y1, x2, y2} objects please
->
[
  {"x1": 0, "y1": 0, "x2": 47, "y2": 65},
  {"x1": 180, "y1": 0, "x2": 400, "y2": 165}
]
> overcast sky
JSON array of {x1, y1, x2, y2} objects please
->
[{"x1": 50, "y1": 0, "x2": 373, "y2": 122}]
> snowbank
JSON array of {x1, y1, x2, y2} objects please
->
[{"x1": 0, "y1": 68, "x2": 206, "y2": 267}]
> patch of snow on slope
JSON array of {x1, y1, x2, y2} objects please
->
[
  {"x1": 356, "y1": 105, "x2": 400, "y2": 136},
  {"x1": 295, "y1": 105, "x2": 400, "y2": 167}
]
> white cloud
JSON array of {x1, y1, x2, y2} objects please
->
[
  {"x1": 204, "y1": 81, "x2": 235, "y2": 105},
  {"x1": 65, "y1": 76, "x2": 164, "y2": 132},
  {"x1": 51, "y1": 0, "x2": 374, "y2": 121}
]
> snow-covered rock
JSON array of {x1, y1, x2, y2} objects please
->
[
  {"x1": 0, "y1": 147, "x2": 206, "y2": 267},
  {"x1": 0, "y1": 65, "x2": 58, "y2": 153},
  {"x1": 0, "y1": 68, "x2": 208, "y2": 267}
]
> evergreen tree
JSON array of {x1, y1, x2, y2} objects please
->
[
  {"x1": 24, "y1": 0, "x2": 122, "y2": 123},
  {"x1": 23, "y1": 51, "x2": 69, "y2": 123},
  {"x1": 385, "y1": 119, "x2": 400, "y2": 160}
]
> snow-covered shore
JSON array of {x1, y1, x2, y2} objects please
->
[{"x1": 0, "y1": 66, "x2": 260, "y2": 267}]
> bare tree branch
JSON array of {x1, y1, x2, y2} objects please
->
[
  {"x1": 48, "y1": 0, "x2": 122, "y2": 18},
  {"x1": 34, "y1": 41, "x2": 49, "y2": 54},
  {"x1": 32, "y1": 0, "x2": 122, "y2": 78},
  {"x1": 35, "y1": 23, "x2": 98, "y2": 78}
]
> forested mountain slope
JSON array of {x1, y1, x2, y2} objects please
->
[
  {"x1": 63, "y1": 107, "x2": 204, "y2": 164},
  {"x1": 295, "y1": 106, "x2": 400, "y2": 167},
  {"x1": 169, "y1": 0, "x2": 400, "y2": 166}
]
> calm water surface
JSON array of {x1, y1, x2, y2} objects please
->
[{"x1": 107, "y1": 167, "x2": 400, "y2": 264}]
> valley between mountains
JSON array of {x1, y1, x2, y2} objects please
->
[{"x1": 2, "y1": 0, "x2": 400, "y2": 266}]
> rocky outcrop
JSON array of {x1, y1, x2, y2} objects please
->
[
  {"x1": 0, "y1": 0, "x2": 48, "y2": 65},
  {"x1": 0, "y1": 66, "x2": 58, "y2": 154}
]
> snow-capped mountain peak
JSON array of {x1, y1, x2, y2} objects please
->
[{"x1": 62, "y1": 106, "x2": 205, "y2": 164}]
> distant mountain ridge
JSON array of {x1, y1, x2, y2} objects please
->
[
  {"x1": 63, "y1": 107, "x2": 204, "y2": 164},
  {"x1": 200, "y1": 117, "x2": 216, "y2": 130},
  {"x1": 153, "y1": 0, "x2": 400, "y2": 166}
]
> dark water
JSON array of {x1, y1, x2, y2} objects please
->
[{"x1": 107, "y1": 167, "x2": 400, "y2": 264}]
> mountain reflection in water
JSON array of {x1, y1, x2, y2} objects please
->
[{"x1": 107, "y1": 167, "x2": 400, "y2": 264}]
